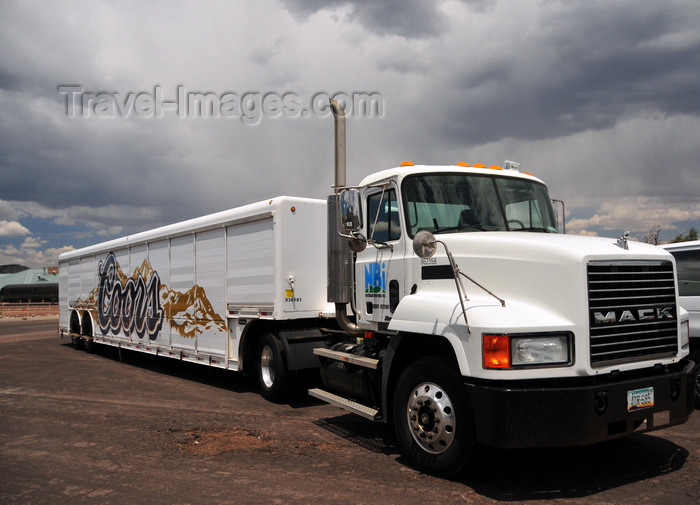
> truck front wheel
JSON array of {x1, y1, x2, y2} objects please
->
[
  {"x1": 393, "y1": 357, "x2": 476, "y2": 477},
  {"x1": 257, "y1": 332, "x2": 292, "y2": 403},
  {"x1": 690, "y1": 351, "x2": 700, "y2": 409}
]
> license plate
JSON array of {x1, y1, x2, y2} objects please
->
[{"x1": 627, "y1": 387, "x2": 654, "y2": 412}]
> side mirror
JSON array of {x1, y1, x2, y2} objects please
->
[
  {"x1": 413, "y1": 230, "x2": 437, "y2": 258},
  {"x1": 339, "y1": 188, "x2": 363, "y2": 234}
]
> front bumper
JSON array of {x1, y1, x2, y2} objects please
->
[{"x1": 466, "y1": 360, "x2": 695, "y2": 449}]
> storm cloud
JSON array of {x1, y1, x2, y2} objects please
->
[{"x1": 1, "y1": 0, "x2": 699, "y2": 267}]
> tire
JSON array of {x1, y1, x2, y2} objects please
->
[
  {"x1": 83, "y1": 337, "x2": 96, "y2": 353},
  {"x1": 70, "y1": 334, "x2": 84, "y2": 349},
  {"x1": 70, "y1": 312, "x2": 83, "y2": 350},
  {"x1": 257, "y1": 332, "x2": 293, "y2": 403},
  {"x1": 393, "y1": 357, "x2": 476, "y2": 477},
  {"x1": 81, "y1": 315, "x2": 96, "y2": 354},
  {"x1": 689, "y1": 351, "x2": 700, "y2": 410}
]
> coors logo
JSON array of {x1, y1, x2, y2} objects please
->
[{"x1": 97, "y1": 252, "x2": 164, "y2": 340}]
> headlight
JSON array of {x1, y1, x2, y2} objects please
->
[
  {"x1": 512, "y1": 336, "x2": 570, "y2": 366},
  {"x1": 483, "y1": 333, "x2": 573, "y2": 369}
]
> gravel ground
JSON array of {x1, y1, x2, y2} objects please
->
[{"x1": 0, "y1": 320, "x2": 698, "y2": 505}]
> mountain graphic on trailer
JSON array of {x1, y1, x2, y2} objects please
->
[{"x1": 73, "y1": 253, "x2": 226, "y2": 340}]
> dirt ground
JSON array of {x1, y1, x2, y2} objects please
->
[
  {"x1": 1, "y1": 319, "x2": 699, "y2": 505},
  {"x1": 0, "y1": 302, "x2": 58, "y2": 319}
]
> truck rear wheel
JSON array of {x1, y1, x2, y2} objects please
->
[
  {"x1": 393, "y1": 357, "x2": 476, "y2": 477},
  {"x1": 257, "y1": 332, "x2": 292, "y2": 403}
]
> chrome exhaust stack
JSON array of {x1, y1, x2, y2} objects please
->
[
  {"x1": 330, "y1": 99, "x2": 346, "y2": 190},
  {"x1": 327, "y1": 100, "x2": 362, "y2": 334}
]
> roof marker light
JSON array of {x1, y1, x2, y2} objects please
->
[
  {"x1": 503, "y1": 160, "x2": 520, "y2": 171},
  {"x1": 472, "y1": 163, "x2": 486, "y2": 168},
  {"x1": 489, "y1": 165, "x2": 503, "y2": 170},
  {"x1": 400, "y1": 160, "x2": 415, "y2": 167},
  {"x1": 456, "y1": 162, "x2": 470, "y2": 167}
]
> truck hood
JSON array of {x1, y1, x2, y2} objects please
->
[
  {"x1": 437, "y1": 231, "x2": 672, "y2": 264},
  {"x1": 394, "y1": 231, "x2": 675, "y2": 336},
  {"x1": 434, "y1": 231, "x2": 674, "y2": 316},
  {"x1": 389, "y1": 231, "x2": 681, "y2": 377}
]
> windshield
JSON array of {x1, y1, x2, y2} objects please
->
[{"x1": 402, "y1": 173, "x2": 558, "y2": 237}]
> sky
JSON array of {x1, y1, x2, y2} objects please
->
[{"x1": 1, "y1": 0, "x2": 699, "y2": 268}]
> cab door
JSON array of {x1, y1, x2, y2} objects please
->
[{"x1": 356, "y1": 187, "x2": 406, "y2": 328}]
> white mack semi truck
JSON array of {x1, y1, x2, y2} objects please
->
[{"x1": 59, "y1": 102, "x2": 695, "y2": 477}]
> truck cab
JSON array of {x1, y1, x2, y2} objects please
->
[
  {"x1": 337, "y1": 161, "x2": 691, "y2": 382},
  {"x1": 315, "y1": 155, "x2": 694, "y2": 477},
  {"x1": 352, "y1": 161, "x2": 556, "y2": 333}
]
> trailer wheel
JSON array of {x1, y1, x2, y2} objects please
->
[
  {"x1": 81, "y1": 314, "x2": 96, "y2": 354},
  {"x1": 257, "y1": 332, "x2": 292, "y2": 403},
  {"x1": 71, "y1": 335, "x2": 83, "y2": 349},
  {"x1": 393, "y1": 357, "x2": 476, "y2": 477},
  {"x1": 70, "y1": 312, "x2": 83, "y2": 349}
]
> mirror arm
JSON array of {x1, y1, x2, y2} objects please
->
[{"x1": 367, "y1": 239, "x2": 393, "y2": 251}]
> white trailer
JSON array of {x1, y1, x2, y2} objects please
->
[
  {"x1": 59, "y1": 101, "x2": 695, "y2": 477},
  {"x1": 59, "y1": 197, "x2": 332, "y2": 381}
]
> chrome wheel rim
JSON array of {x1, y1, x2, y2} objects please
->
[
  {"x1": 260, "y1": 345, "x2": 275, "y2": 389},
  {"x1": 406, "y1": 382, "x2": 456, "y2": 454}
]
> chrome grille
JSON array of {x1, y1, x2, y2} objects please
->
[{"x1": 588, "y1": 261, "x2": 678, "y2": 366}]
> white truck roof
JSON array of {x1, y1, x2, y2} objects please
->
[{"x1": 359, "y1": 163, "x2": 545, "y2": 187}]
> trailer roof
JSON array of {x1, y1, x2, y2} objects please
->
[{"x1": 58, "y1": 196, "x2": 325, "y2": 262}]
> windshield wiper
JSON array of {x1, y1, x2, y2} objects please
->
[
  {"x1": 433, "y1": 223, "x2": 488, "y2": 233},
  {"x1": 514, "y1": 226, "x2": 553, "y2": 233}
]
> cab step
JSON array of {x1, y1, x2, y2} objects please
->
[
  {"x1": 312, "y1": 348, "x2": 379, "y2": 369},
  {"x1": 308, "y1": 388, "x2": 379, "y2": 421}
]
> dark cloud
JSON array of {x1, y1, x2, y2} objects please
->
[
  {"x1": 280, "y1": 0, "x2": 447, "y2": 38},
  {"x1": 433, "y1": 1, "x2": 700, "y2": 145},
  {"x1": 0, "y1": 0, "x2": 699, "y2": 266}
]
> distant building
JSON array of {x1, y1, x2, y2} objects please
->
[{"x1": 0, "y1": 268, "x2": 59, "y2": 303}]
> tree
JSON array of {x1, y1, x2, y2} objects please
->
[
  {"x1": 670, "y1": 227, "x2": 698, "y2": 243},
  {"x1": 0, "y1": 264, "x2": 29, "y2": 274},
  {"x1": 643, "y1": 225, "x2": 662, "y2": 245}
]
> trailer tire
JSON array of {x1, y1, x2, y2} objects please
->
[
  {"x1": 393, "y1": 357, "x2": 476, "y2": 478},
  {"x1": 257, "y1": 332, "x2": 292, "y2": 403},
  {"x1": 83, "y1": 338, "x2": 95, "y2": 353},
  {"x1": 81, "y1": 315, "x2": 96, "y2": 354},
  {"x1": 71, "y1": 334, "x2": 83, "y2": 349},
  {"x1": 70, "y1": 312, "x2": 83, "y2": 349}
]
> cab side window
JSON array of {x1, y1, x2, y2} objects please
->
[
  {"x1": 367, "y1": 189, "x2": 401, "y2": 242},
  {"x1": 670, "y1": 249, "x2": 700, "y2": 296}
]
